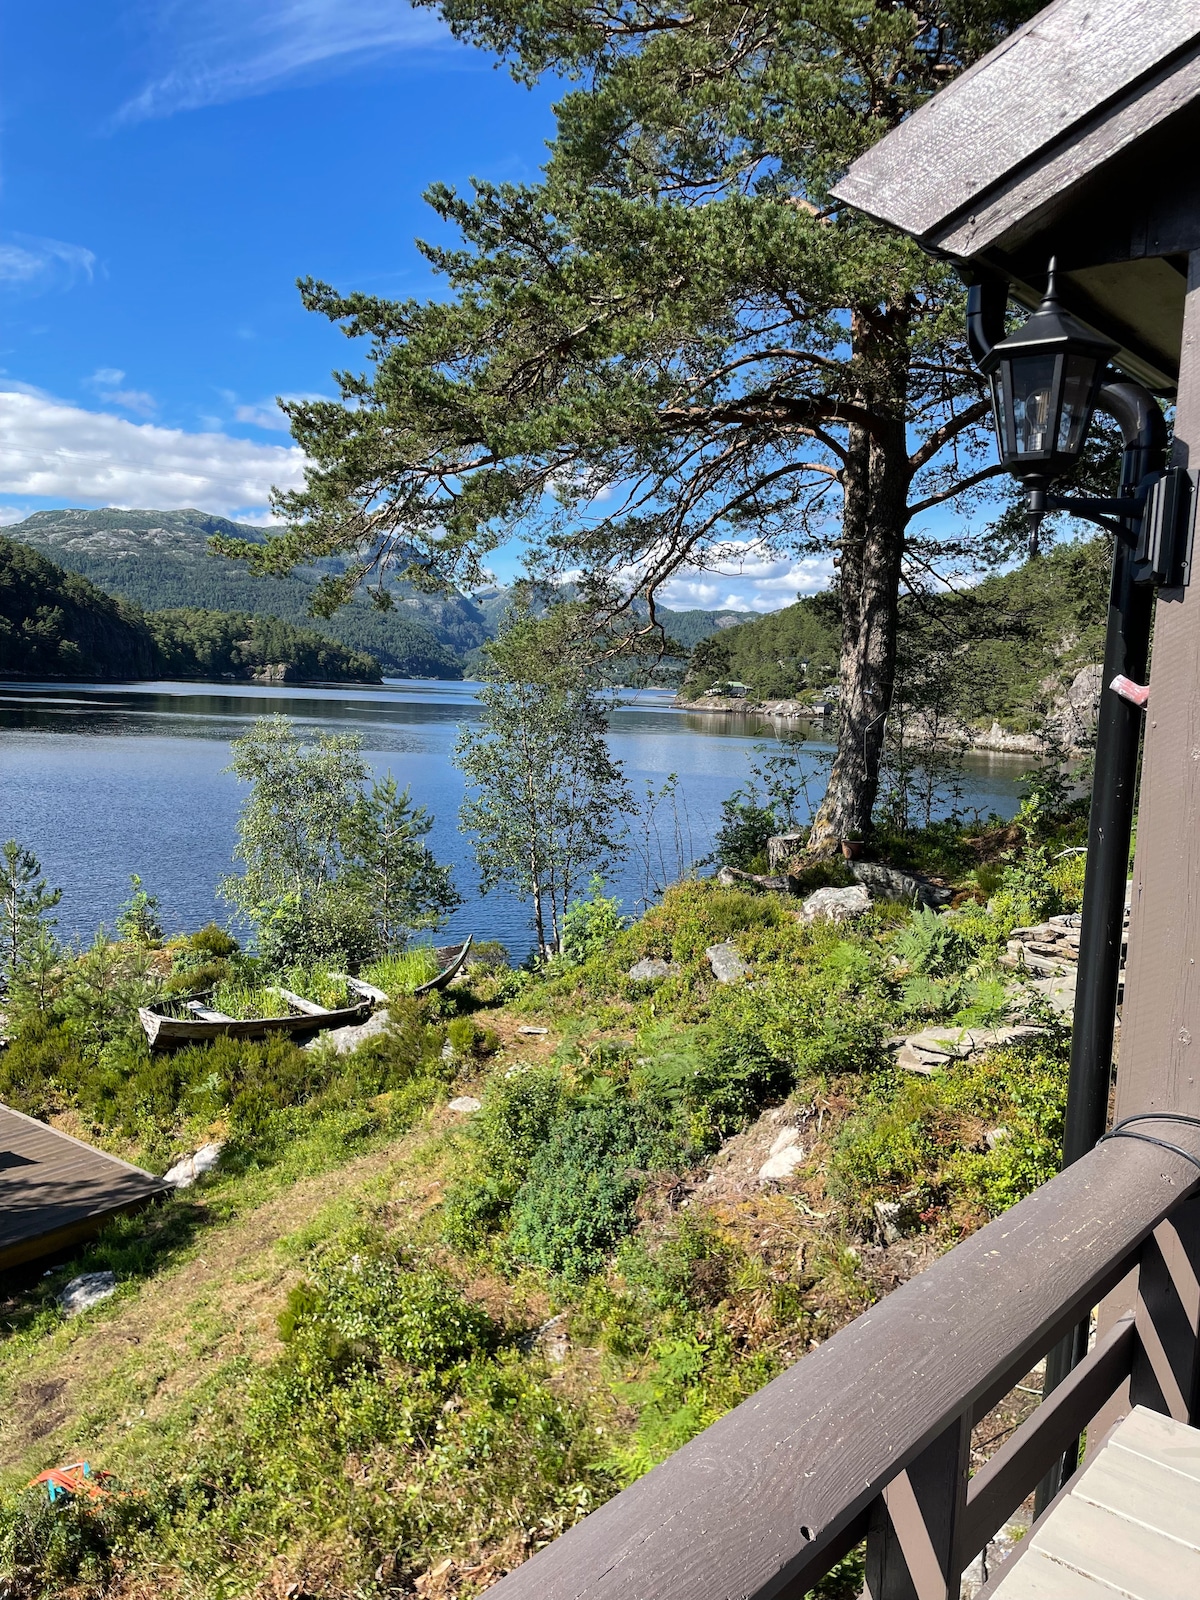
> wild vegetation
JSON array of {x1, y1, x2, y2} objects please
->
[{"x1": 0, "y1": 736, "x2": 1090, "y2": 1597}]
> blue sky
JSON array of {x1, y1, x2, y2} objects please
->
[{"x1": 0, "y1": 2, "x2": 985, "y2": 610}]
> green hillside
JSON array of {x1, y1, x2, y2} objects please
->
[
  {"x1": 678, "y1": 539, "x2": 1110, "y2": 732},
  {"x1": 10, "y1": 509, "x2": 469, "y2": 678},
  {"x1": 0, "y1": 538, "x2": 379, "y2": 684},
  {"x1": 681, "y1": 593, "x2": 841, "y2": 698},
  {"x1": 0, "y1": 539, "x2": 160, "y2": 678},
  {"x1": 913, "y1": 537, "x2": 1108, "y2": 733}
]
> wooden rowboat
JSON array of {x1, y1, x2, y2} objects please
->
[
  {"x1": 413, "y1": 936, "x2": 473, "y2": 995},
  {"x1": 138, "y1": 988, "x2": 373, "y2": 1049},
  {"x1": 139, "y1": 939, "x2": 474, "y2": 1047}
]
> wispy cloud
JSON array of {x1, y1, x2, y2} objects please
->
[
  {"x1": 84, "y1": 367, "x2": 158, "y2": 418},
  {"x1": 659, "y1": 547, "x2": 835, "y2": 612},
  {"x1": 231, "y1": 393, "x2": 324, "y2": 432},
  {"x1": 0, "y1": 384, "x2": 305, "y2": 515},
  {"x1": 116, "y1": 0, "x2": 447, "y2": 124},
  {"x1": 0, "y1": 235, "x2": 96, "y2": 295}
]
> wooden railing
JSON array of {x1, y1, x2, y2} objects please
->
[{"x1": 485, "y1": 1118, "x2": 1200, "y2": 1600}]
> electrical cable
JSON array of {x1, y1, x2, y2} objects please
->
[{"x1": 1099, "y1": 1112, "x2": 1200, "y2": 1176}]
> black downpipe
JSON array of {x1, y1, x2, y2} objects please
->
[
  {"x1": 1034, "y1": 382, "x2": 1166, "y2": 1510},
  {"x1": 965, "y1": 279, "x2": 1168, "y2": 1508}
]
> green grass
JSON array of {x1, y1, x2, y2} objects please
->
[
  {"x1": 0, "y1": 813, "x2": 1085, "y2": 1598},
  {"x1": 363, "y1": 944, "x2": 441, "y2": 996}
]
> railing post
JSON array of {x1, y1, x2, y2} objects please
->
[
  {"x1": 866, "y1": 1413, "x2": 970, "y2": 1600},
  {"x1": 1129, "y1": 1194, "x2": 1200, "y2": 1424}
]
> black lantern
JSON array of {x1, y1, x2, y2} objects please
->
[{"x1": 982, "y1": 259, "x2": 1117, "y2": 497}]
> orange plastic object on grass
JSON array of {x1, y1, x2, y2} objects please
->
[{"x1": 29, "y1": 1462, "x2": 116, "y2": 1505}]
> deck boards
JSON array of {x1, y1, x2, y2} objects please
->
[
  {"x1": 991, "y1": 1406, "x2": 1200, "y2": 1598},
  {"x1": 0, "y1": 1103, "x2": 170, "y2": 1271}
]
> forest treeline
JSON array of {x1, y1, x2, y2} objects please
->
[
  {"x1": 0, "y1": 539, "x2": 380, "y2": 683},
  {"x1": 682, "y1": 539, "x2": 1109, "y2": 734}
]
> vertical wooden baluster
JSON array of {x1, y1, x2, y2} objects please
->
[
  {"x1": 1130, "y1": 1194, "x2": 1200, "y2": 1424},
  {"x1": 866, "y1": 1413, "x2": 971, "y2": 1600}
]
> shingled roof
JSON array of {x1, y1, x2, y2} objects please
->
[{"x1": 830, "y1": 0, "x2": 1200, "y2": 390}]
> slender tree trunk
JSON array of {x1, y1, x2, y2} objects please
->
[{"x1": 809, "y1": 306, "x2": 911, "y2": 853}]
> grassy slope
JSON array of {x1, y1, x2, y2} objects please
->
[{"x1": 0, "y1": 826, "x2": 1089, "y2": 1596}]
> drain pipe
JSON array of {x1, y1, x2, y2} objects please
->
[{"x1": 967, "y1": 281, "x2": 1168, "y2": 1508}]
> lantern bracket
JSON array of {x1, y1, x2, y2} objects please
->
[
  {"x1": 1035, "y1": 469, "x2": 1195, "y2": 587},
  {"x1": 1034, "y1": 474, "x2": 1161, "y2": 543}
]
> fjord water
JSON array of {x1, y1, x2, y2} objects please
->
[{"x1": 0, "y1": 679, "x2": 1028, "y2": 956}]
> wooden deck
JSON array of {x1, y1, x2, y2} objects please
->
[
  {"x1": 988, "y1": 1407, "x2": 1200, "y2": 1597},
  {"x1": 0, "y1": 1103, "x2": 171, "y2": 1272}
]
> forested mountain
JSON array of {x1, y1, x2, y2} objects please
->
[
  {"x1": 9, "y1": 509, "x2": 755, "y2": 681},
  {"x1": 470, "y1": 583, "x2": 745, "y2": 661},
  {"x1": 682, "y1": 594, "x2": 841, "y2": 698},
  {"x1": 0, "y1": 538, "x2": 379, "y2": 683},
  {"x1": 148, "y1": 611, "x2": 380, "y2": 684},
  {"x1": 10, "y1": 509, "x2": 466, "y2": 678},
  {"x1": 0, "y1": 539, "x2": 161, "y2": 678},
  {"x1": 905, "y1": 537, "x2": 1109, "y2": 734},
  {"x1": 678, "y1": 539, "x2": 1111, "y2": 735}
]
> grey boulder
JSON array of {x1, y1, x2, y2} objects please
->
[
  {"x1": 628, "y1": 958, "x2": 676, "y2": 982},
  {"x1": 849, "y1": 860, "x2": 953, "y2": 908},
  {"x1": 58, "y1": 1271, "x2": 117, "y2": 1317},
  {"x1": 706, "y1": 942, "x2": 748, "y2": 983},
  {"x1": 800, "y1": 885, "x2": 872, "y2": 923}
]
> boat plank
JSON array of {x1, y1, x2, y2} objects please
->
[{"x1": 269, "y1": 988, "x2": 330, "y2": 1017}]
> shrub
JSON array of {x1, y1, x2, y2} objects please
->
[
  {"x1": 560, "y1": 877, "x2": 625, "y2": 965},
  {"x1": 442, "y1": 1064, "x2": 569, "y2": 1249},
  {"x1": 828, "y1": 1043, "x2": 1069, "y2": 1224},
  {"x1": 0, "y1": 1483, "x2": 160, "y2": 1600},
  {"x1": 285, "y1": 1250, "x2": 498, "y2": 1373},
  {"x1": 711, "y1": 789, "x2": 777, "y2": 872},
  {"x1": 508, "y1": 1096, "x2": 678, "y2": 1281}
]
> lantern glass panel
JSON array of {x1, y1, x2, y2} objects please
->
[
  {"x1": 1056, "y1": 353, "x2": 1101, "y2": 455},
  {"x1": 989, "y1": 372, "x2": 1009, "y2": 459},
  {"x1": 1010, "y1": 354, "x2": 1058, "y2": 458}
]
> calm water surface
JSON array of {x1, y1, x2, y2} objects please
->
[{"x1": 0, "y1": 679, "x2": 1030, "y2": 955}]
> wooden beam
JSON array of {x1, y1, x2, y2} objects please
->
[
  {"x1": 267, "y1": 988, "x2": 330, "y2": 1016},
  {"x1": 868, "y1": 1414, "x2": 971, "y2": 1599},
  {"x1": 1096, "y1": 248, "x2": 1200, "y2": 1432},
  {"x1": 1130, "y1": 1199, "x2": 1200, "y2": 1423},
  {"x1": 960, "y1": 1314, "x2": 1136, "y2": 1559},
  {"x1": 1111, "y1": 254, "x2": 1200, "y2": 1122}
]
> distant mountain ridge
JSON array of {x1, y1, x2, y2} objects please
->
[
  {"x1": 10, "y1": 509, "x2": 754, "y2": 676},
  {"x1": 10, "y1": 509, "x2": 472, "y2": 678},
  {"x1": 0, "y1": 537, "x2": 379, "y2": 684}
]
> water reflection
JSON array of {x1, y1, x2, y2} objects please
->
[{"x1": 0, "y1": 679, "x2": 1029, "y2": 956}]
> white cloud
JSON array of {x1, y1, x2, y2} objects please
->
[
  {"x1": 231, "y1": 393, "x2": 324, "y2": 431},
  {"x1": 117, "y1": 0, "x2": 447, "y2": 124},
  {"x1": 235, "y1": 401, "x2": 290, "y2": 431},
  {"x1": 0, "y1": 386, "x2": 305, "y2": 515},
  {"x1": 649, "y1": 543, "x2": 835, "y2": 613},
  {"x1": 0, "y1": 235, "x2": 96, "y2": 295}
]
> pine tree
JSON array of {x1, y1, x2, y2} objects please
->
[
  {"x1": 223, "y1": 0, "x2": 1040, "y2": 844},
  {"x1": 0, "y1": 840, "x2": 61, "y2": 998}
]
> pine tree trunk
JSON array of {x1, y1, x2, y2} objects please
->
[{"x1": 808, "y1": 307, "x2": 911, "y2": 853}]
